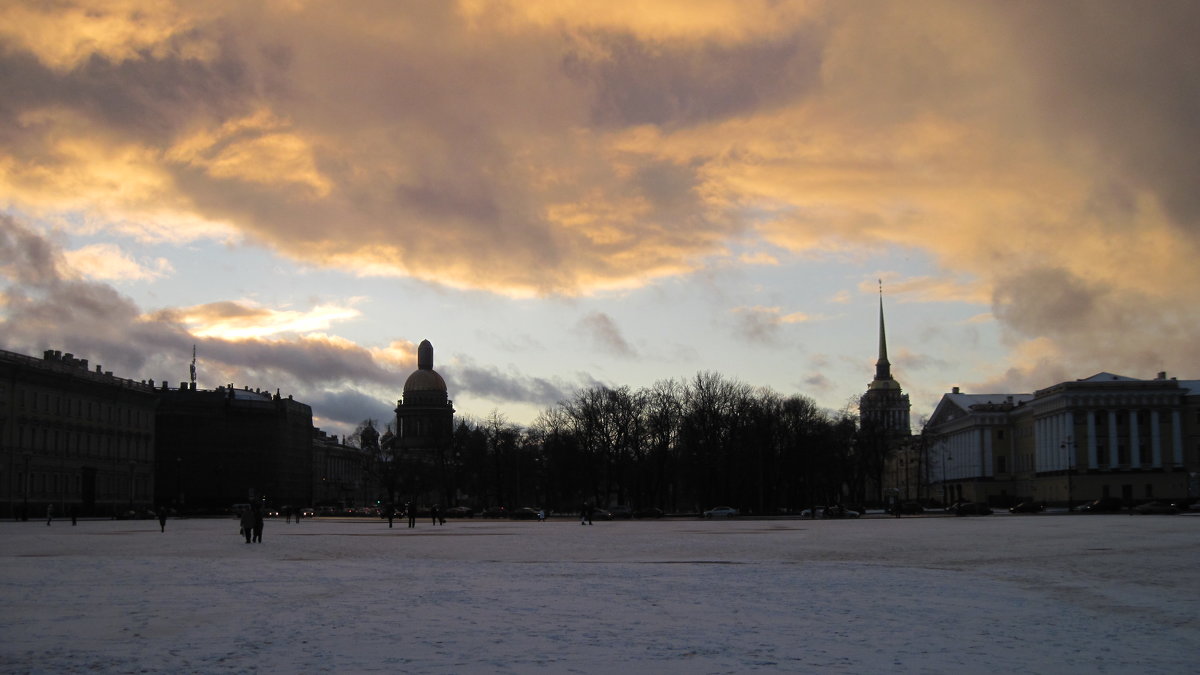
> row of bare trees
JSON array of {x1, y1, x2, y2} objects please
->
[{"x1": 428, "y1": 372, "x2": 890, "y2": 514}]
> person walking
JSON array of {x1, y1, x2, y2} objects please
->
[
  {"x1": 431, "y1": 504, "x2": 440, "y2": 526},
  {"x1": 387, "y1": 505, "x2": 395, "y2": 528},
  {"x1": 252, "y1": 506, "x2": 264, "y2": 543},
  {"x1": 240, "y1": 506, "x2": 254, "y2": 543},
  {"x1": 157, "y1": 507, "x2": 168, "y2": 533},
  {"x1": 407, "y1": 501, "x2": 416, "y2": 529},
  {"x1": 46, "y1": 504, "x2": 54, "y2": 526}
]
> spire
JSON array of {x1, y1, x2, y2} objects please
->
[{"x1": 874, "y1": 280, "x2": 892, "y2": 382}]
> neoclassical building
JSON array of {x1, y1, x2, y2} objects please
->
[
  {"x1": 925, "y1": 372, "x2": 1199, "y2": 507},
  {"x1": 0, "y1": 349, "x2": 157, "y2": 518},
  {"x1": 394, "y1": 340, "x2": 455, "y2": 506}
]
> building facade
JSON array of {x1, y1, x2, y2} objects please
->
[
  {"x1": 312, "y1": 426, "x2": 372, "y2": 508},
  {"x1": 0, "y1": 349, "x2": 157, "y2": 518},
  {"x1": 924, "y1": 372, "x2": 1200, "y2": 507},
  {"x1": 154, "y1": 383, "x2": 313, "y2": 511}
]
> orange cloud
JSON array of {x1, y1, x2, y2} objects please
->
[{"x1": 160, "y1": 300, "x2": 361, "y2": 341}]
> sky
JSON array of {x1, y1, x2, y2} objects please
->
[{"x1": 1, "y1": 1, "x2": 1198, "y2": 438}]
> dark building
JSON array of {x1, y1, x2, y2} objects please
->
[
  {"x1": 394, "y1": 340, "x2": 455, "y2": 506},
  {"x1": 0, "y1": 349, "x2": 157, "y2": 518},
  {"x1": 312, "y1": 426, "x2": 371, "y2": 508},
  {"x1": 154, "y1": 383, "x2": 313, "y2": 511}
]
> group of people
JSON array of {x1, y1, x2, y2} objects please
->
[
  {"x1": 239, "y1": 505, "x2": 264, "y2": 543},
  {"x1": 386, "y1": 503, "x2": 447, "y2": 528}
]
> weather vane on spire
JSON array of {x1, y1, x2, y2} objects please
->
[{"x1": 189, "y1": 344, "x2": 197, "y2": 387}]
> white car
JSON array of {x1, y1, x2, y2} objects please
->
[{"x1": 703, "y1": 506, "x2": 739, "y2": 518}]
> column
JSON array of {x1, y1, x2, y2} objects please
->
[
  {"x1": 1150, "y1": 410, "x2": 1162, "y2": 468},
  {"x1": 1129, "y1": 410, "x2": 1141, "y2": 468},
  {"x1": 1172, "y1": 410, "x2": 1184, "y2": 466},
  {"x1": 1087, "y1": 411, "x2": 1098, "y2": 469},
  {"x1": 1108, "y1": 411, "x2": 1119, "y2": 467}
]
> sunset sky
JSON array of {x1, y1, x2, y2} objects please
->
[{"x1": 2, "y1": 1, "x2": 1197, "y2": 437}]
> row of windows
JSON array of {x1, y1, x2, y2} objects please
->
[
  {"x1": 1, "y1": 471, "x2": 149, "y2": 499},
  {"x1": 13, "y1": 387, "x2": 152, "y2": 428},
  {"x1": 10, "y1": 425, "x2": 151, "y2": 461}
]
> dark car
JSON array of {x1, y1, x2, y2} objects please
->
[
  {"x1": 634, "y1": 507, "x2": 664, "y2": 519},
  {"x1": 896, "y1": 502, "x2": 924, "y2": 515},
  {"x1": 480, "y1": 506, "x2": 507, "y2": 519},
  {"x1": 509, "y1": 507, "x2": 540, "y2": 520},
  {"x1": 822, "y1": 505, "x2": 860, "y2": 519},
  {"x1": 608, "y1": 505, "x2": 633, "y2": 519},
  {"x1": 1133, "y1": 501, "x2": 1178, "y2": 515},
  {"x1": 953, "y1": 502, "x2": 993, "y2": 516},
  {"x1": 445, "y1": 506, "x2": 474, "y2": 518},
  {"x1": 1009, "y1": 502, "x2": 1044, "y2": 514},
  {"x1": 590, "y1": 506, "x2": 614, "y2": 521},
  {"x1": 1080, "y1": 497, "x2": 1125, "y2": 513}
]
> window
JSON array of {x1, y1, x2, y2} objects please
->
[
  {"x1": 997, "y1": 456, "x2": 1007, "y2": 473},
  {"x1": 1145, "y1": 484, "x2": 1153, "y2": 498}
]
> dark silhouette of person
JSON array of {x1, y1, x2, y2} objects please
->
[
  {"x1": 387, "y1": 505, "x2": 395, "y2": 528},
  {"x1": 46, "y1": 504, "x2": 54, "y2": 526},
  {"x1": 158, "y1": 507, "x2": 168, "y2": 533},
  {"x1": 407, "y1": 501, "x2": 416, "y2": 529},
  {"x1": 431, "y1": 504, "x2": 440, "y2": 525},
  {"x1": 581, "y1": 503, "x2": 593, "y2": 525},
  {"x1": 240, "y1": 507, "x2": 254, "y2": 543},
  {"x1": 252, "y1": 506, "x2": 264, "y2": 543},
  {"x1": 70, "y1": 505, "x2": 77, "y2": 526}
]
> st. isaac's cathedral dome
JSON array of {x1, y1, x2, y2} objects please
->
[{"x1": 403, "y1": 339, "x2": 447, "y2": 395}]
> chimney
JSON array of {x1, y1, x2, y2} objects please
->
[
  {"x1": 952, "y1": 386, "x2": 960, "y2": 394},
  {"x1": 1156, "y1": 371, "x2": 1167, "y2": 380}
]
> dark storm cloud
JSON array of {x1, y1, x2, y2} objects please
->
[
  {"x1": 996, "y1": 2, "x2": 1200, "y2": 231},
  {"x1": 450, "y1": 360, "x2": 581, "y2": 408},
  {"x1": 564, "y1": 27, "x2": 823, "y2": 129},
  {"x1": 304, "y1": 388, "x2": 396, "y2": 431},
  {"x1": 575, "y1": 312, "x2": 636, "y2": 358}
]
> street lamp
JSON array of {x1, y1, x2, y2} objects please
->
[
  {"x1": 22, "y1": 450, "x2": 32, "y2": 521},
  {"x1": 1060, "y1": 437, "x2": 1074, "y2": 511},
  {"x1": 129, "y1": 460, "x2": 136, "y2": 511}
]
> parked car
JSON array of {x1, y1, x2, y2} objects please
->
[
  {"x1": 799, "y1": 505, "x2": 860, "y2": 519},
  {"x1": 509, "y1": 507, "x2": 540, "y2": 520},
  {"x1": 1079, "y1": 497, "x2": 1125, "y2": 513},
  {"x1": 445, "y1": 506, "x2": 474, "y2": 518},
  {"x1": 896, "y1": 502, "x2": 924, "y2": 515},
  {"x1": 608, "y1": 505, "x2": 633, "y2": 519},
  {"x1": 953, "y1": 502, "x2": 993, "y2": 516},
  {"x1": 703, "y1": 506, "x2": 739, "y2": 518},
  {"x1": 634, "y1": 507, "x2": 664, "y2": 519},
  {"x1": 1009, "y1": 502, "x2": 1044, "y2": 514},
  {"x1": 480, "y1": 506, "x2": 507, "y2": 519},
  {"x1": 1133, "y1": 501, "x2": 1178, "y2": 515},
  {"x1": 590, "y1": 506, "x2": 614, "y2": 521}
]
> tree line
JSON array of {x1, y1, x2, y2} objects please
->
[{"x1": 378, "y1": 371, "x2": 893, "y2": 514}]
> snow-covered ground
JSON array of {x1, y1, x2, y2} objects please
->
[{"x1": 2, "y1": 513, "x2": 1197, "y2": 674}]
